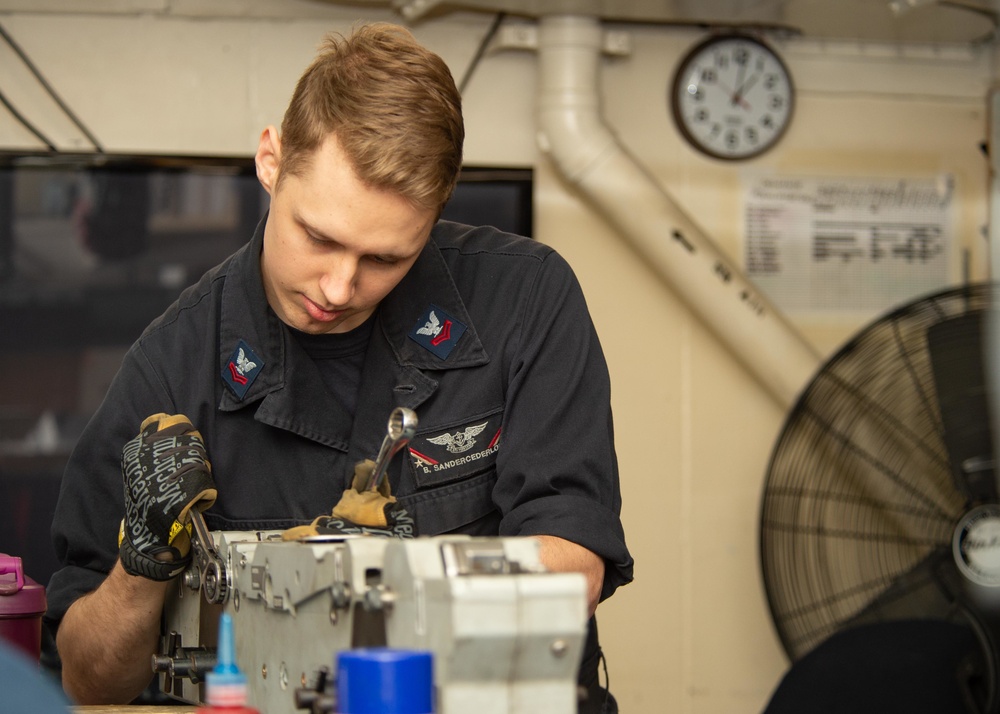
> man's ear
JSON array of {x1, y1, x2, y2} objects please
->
[{"x1": 255, "y1": 126, "x2": 281, "y2": 195}]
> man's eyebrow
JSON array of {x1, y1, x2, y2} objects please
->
[{"x1": 298, "y1": 215, "x2": 336, "y2": 242}]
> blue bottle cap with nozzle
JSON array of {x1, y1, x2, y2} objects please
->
[{"x1": 205, "y1": 613, "x2": 248, "y2": 707}]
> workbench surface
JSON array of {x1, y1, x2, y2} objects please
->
[{"x1": 74, "y1": 707, "x2": 198, "y2": 713}]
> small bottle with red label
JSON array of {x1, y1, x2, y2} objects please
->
[{"x1": 196, "y1": 612, "x2": 260, "y2": 714}]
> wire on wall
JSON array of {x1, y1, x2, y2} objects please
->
[
  {"x1": 0, "y1": 21, "x2": 104, "y2": 153},
  {"x1": 0, "y1": 87, "x2": 56, "y2": 151},
  {"x1": 458, "y1": 12, "x2": 506, "y2": 95}
]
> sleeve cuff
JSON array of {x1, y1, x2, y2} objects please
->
[
  {"x1": 42, "y1": 564, "x2": 107, "y2": 629},
  {"x1": 499, "y1": 494, "x2": 634, "y2": 602}
]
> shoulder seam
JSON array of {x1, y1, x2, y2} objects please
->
[
  {"x1": 437, "y1": 244, "x2": 550, "y2": 262},
  {"x1": 140, "y1": 270, "x2": 225, "y2": 339}
]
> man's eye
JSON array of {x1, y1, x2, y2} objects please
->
[{"x1": 368, "y1": 255, "x2": 398, "y2": 266}]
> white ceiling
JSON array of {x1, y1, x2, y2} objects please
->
[
  {"x1": 375, "y1": 0, "x2": 998, "y2": 43},
  {"x1": 3, "y1": 0, "x2": 995, "y2": 43}
]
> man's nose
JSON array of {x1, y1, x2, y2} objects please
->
[{"x1": 319, "y1": 256, "x2": 358, "y2": 306}]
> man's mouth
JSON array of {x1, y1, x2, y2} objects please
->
[{"x1": 303, "y1": 296, "x2": 343, "y2": 323}]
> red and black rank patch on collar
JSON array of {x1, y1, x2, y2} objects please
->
[
  {"x1": 407, "y1": 411, "x2": 503, "y2": 488},
  {"x1": 408, "y1": 304, "x2": 467, "y2": 360},
  {"x1": 221, "y1": 339, "x2": 263, "y2": 399}
]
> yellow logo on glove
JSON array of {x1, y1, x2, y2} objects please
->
[
  {"x1": 168, "y1": 519, "x2": 193, "y2": 545},
  {"x1": 118, "y1": 518, "x2": 192, "y2": 548}
]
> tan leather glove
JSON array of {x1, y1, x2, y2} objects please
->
[
  {"x1": 281, "y1": 460, "x2": 414, "y2": 540},
  {"x1": 332, "y1": 459, "x2": 395, "y2": 526}
]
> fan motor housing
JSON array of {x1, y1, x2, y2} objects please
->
[{"x1": 954, "y1": 504, "x2": 1000, "y2": 591}]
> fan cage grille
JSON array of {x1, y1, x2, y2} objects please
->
[{"x1": 760, "y1": 283, "x2": 993, "y2": 660}]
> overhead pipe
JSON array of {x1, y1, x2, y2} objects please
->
[{"x1": 534, "y1": 15, "x2": 822, "y2": 408}]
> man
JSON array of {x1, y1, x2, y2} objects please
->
[{"x1": 46, "y1": 22, "x2": 633, "y2": 712}]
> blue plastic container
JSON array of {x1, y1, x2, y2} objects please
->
[{"x1": 337, "y1": 648, "x2": 433, "y2": 714}]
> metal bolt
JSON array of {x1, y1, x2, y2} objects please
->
[{"x1": 183, "y1": 569, "x2": 200, "y2": 589}]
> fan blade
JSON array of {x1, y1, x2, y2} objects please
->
[
  {"x1": 927, "y1": 311, "x2": 997, "y2": 503},
  {"x1": 847, "y1": 546, "x2": 964, "y2": 628}
]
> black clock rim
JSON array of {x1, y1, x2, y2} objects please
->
[{"x1": 669, "y1": 32, "x2": 796, "y2": 162}]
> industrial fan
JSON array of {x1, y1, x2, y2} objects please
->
[{"x1": 760, "y1": 282, "x2": 1000, "y2": 713}]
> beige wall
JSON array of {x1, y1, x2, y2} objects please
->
[
  {"x1": 541, "y1": 25, "x2": 991, "y2": 713},
  {"x1": 0, "y1": 3, "x2": 993, "y2": 712}
]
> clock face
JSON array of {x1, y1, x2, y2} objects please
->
[{"x1": 671, "y1": 35, "x2": 794, "y2": 161}]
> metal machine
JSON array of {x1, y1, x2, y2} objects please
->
[{"x1": 154, "y1": 529, "x2": 588, "y2": 714}]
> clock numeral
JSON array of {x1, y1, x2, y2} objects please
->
[
  {"x1": 734, "y1": 47, "x2": 750, "y2": 66},
  {"x1": 761, "y1": 115, "x2": 774, "y2": 130},
  {"x1": 725, "y1": 130, "x2": 739, "y2": 150},
  {"x1": 700, "y1": 67, "x2": 717, "y2": 84},
  {"x1": 695, "y1": 108, "x2": 710, "y2": 122},
  {"x1": 714, "y1": 53, "x2": 730, "y2": 70},
  {"x1": 764, "y1": 73, "x2": 780, "y2": 90},
  {"x1": 769, "y1": 95, "x2": 785, "y2": 111},
  {"x1": 745, "y1": 127, "x2": 759, "y2": 145}
]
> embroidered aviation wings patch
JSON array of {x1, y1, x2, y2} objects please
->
[
  {"x1": 408, "y1": 304, "x2": 467, "y2": 360},
  {"x1": 408, "y1": 412, "x2": 503, "y2": 488},
  {"x1": 221, "y1": 339, "x2": 263, "y2": 399}
]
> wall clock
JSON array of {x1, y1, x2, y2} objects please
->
[{"x1": 670, "y1": 34, "x2": 795, "y2": 161}]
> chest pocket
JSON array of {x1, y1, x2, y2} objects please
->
[
  {"x1": 406, "y1": 410, "x2": 503, "y2": 488},
  {"x1": 399, "y1": 409, "x2": 503, "y2": 534}
]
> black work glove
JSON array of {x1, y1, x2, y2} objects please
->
[
  {"x1": 281, "y1": 460, "x2": 415, "y2": 540},
  {"x1": 118, "y1": 413, "x2": 217, "y2": 580}
]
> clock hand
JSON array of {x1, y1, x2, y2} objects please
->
[
  {"x1": 734, "y1": 58, "x2": 747, "y2": 99},
  {"x1": 717, "y1": 79, "x2": 752, "y2": 110},
  {"x1": 734, "y1": 72, "x2": 760, "y2": 104}
]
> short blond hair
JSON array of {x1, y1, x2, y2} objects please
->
[{"x1": 278, "y1": 23, "x2": 464, "y2": 213}]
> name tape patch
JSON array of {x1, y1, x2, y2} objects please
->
[{"x1": 408, "y1": 412, "x2": 503, "y2": 487}]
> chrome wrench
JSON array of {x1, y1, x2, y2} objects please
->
[
  {"x1": 365, "y1": 407, "x2": 418, "y2": 492},
  {"x1": 187, "y1": 509, "x2": 228, "y2": 604}
]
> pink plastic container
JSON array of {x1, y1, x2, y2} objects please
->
[{"x1": 0, "y1": 555, "x2": 47, "y2": 661}]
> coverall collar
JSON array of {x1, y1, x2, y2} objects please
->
[{"x1": 216, "y1": 216, "x2": 489, "y2": 453}]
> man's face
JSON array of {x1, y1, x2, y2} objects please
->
[{"x1": 259, "y1": 134, "x2": 436, "y2": 334}]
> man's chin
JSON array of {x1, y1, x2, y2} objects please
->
[
  {"x1": 297, "y1": 321, "x2": 345, "y2": 335},
  {"x1": 295, "y1": 313, "x2": 366, "y2": 335}
]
